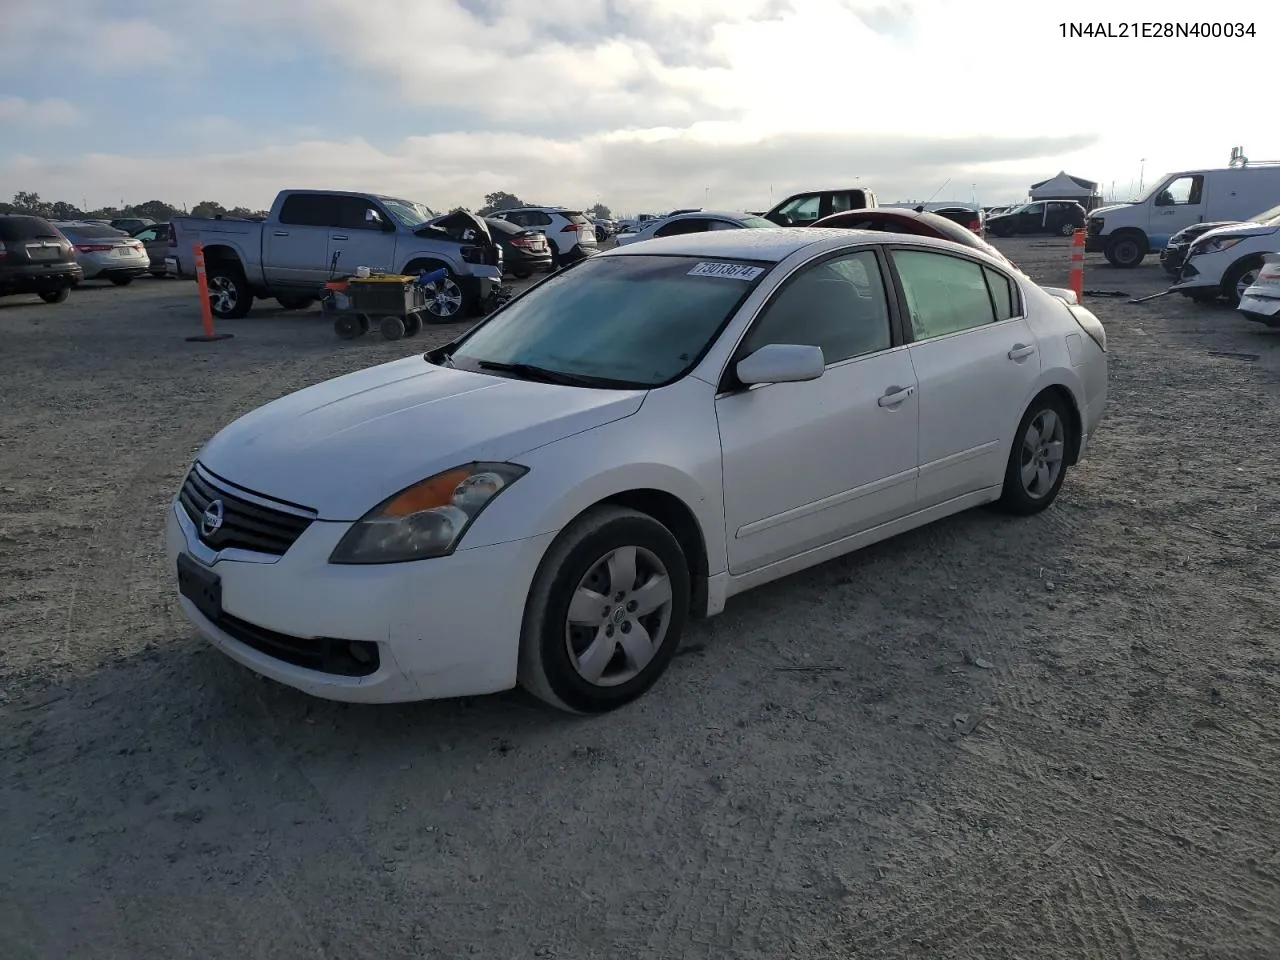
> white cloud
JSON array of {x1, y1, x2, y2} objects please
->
[{"x1": 0, "y1": 96, "x2": 80, "y2": 126}]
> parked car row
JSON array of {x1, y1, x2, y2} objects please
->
[{"x1": 0, "y1": 213, "x2": 163, "y2": 304}]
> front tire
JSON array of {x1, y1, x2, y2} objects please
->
[
  {"x1": 38, "y1": 287, "x2": 70, "y2": 304},
  {"x1": 206, "y1": 267, "x2": 254, "y2": 319},
  {"x1": 276, "y1": 295, "x2": 315, "y2": 311},
  {"x1": 1222, "y1": 256, "x2": 1264, "y2": 308},
  {"x1": 1104, "y1": 235, "x2": 1144, "y2": 268},
  {"x1": 518, "y1": 506, "x2": 691, "y2": 714},
  {"x1": 403, "y1": 260, "x2": 468, "y2": 321},
  {"x1": 996, "y1": 394, "x2": 1072, "y2": 516}
]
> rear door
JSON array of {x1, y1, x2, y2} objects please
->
[
  {"x1": 887, "y1": 247, "x2": 1042, "y2": 507},
  {"x1": 264, "y1": 193, "x2": 341, "y2": 287},
  {"x1": 328, "y1": 196, "x2": 397, "y2": 276}
]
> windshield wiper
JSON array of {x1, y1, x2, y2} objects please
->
[{"x1": 474, "y1": 360, "x2": 630, "y2": 388}]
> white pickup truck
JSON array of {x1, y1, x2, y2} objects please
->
[{"x1": 167, "y1": 189, "x2": 503, "y2": 320}]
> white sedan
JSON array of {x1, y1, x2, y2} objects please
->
[
  {"x1": 168, "y1": 228, "x2": 1109, "y2": 713},
  {"x1": 614, "y1": 210, "x2": 776, "y2": 246}
]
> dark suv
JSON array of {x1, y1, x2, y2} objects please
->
[{"x1": 0, "y1": 215, "x2": 84, "y2": 303}]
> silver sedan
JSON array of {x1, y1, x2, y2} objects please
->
[
  {"x1": 53, "y1": 221, "x2": 151, "y2": 286},
  {"x1": 613, "y1": 210, "x2": 775, "y2": 246}
]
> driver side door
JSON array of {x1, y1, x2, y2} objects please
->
[{"x1": 714, "y1": 248, "x2": 919, "y2": 575}]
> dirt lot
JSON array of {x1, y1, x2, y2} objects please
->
[{"x1": 2, "y1": 241, "x2": 1278, "y2": 959}]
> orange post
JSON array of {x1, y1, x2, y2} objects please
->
[
  {"x1": 1068, "y1": 228, "x2": 1085, "y2": 301},
  {"x1": 186, "y1": 240, "x2": 234, "y2": 342}
]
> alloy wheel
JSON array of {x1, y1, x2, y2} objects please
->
[
  {"x1": 1020, "y1": 408, "x2": 1065, "y2": 499},
  {"x1": 209, "y1": 275, "x2": 238, "y2": 314},
  {"x1": 564, "y1": 545, "x2": 673, "y2": 687},
  {"x1": 423, "y1": 277, "x2": 463, "y2": 318}
]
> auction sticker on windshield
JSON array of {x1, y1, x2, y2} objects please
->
[{"x1": 688, "y1": 262, "x2": 765, "y2": 280}]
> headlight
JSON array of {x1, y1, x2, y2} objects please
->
[
  {"x1": 329, "y1": 462, "x2": 528, "y2": 564},
  {"x1": 1190, "y1": 237, "x2": 1243, "y2": 257}
]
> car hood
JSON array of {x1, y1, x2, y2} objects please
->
[
  {"x1": 1193, "y1": 221, "x2": 1280, "y2": 244},
  {"x1": 195, "y1": 356, "x2": 646, "y2": 520},
  {"x1": 1171, "y1": 220, "x2": 1239, "y2": 242},
  {"x1": 1088, "y1": 202, "x2": 1134, "y2": 218}
]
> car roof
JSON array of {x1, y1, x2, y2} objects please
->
[{"x1": 603, "y1": 226, "x2": 1013, "y2": 265}]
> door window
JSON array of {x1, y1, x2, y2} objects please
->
[
  {"x1": 1157, "y1": 175, "x2": 1203, "y2": 206},
  {"x1": 337, "y1": 197, "x2": 389, "y2": 231},
  {"x1": 982, "y1": 267, "x2": 1019, "y2": 320},
  {"x1": 134, "y1": 227, "x2": 159, "y2": 242},
  {"x1": 777, "y1": 194, "x2": 822, "y2": 225},
  {"x1": 278, "y1": 193, "x2": 344, "y2": 227},
  {"x1": 892, "y1": 249, "x2": 999, "y2": 340},
  {"x1": 1022, "y1": 202, "x2": 1045, "y2": 219},
  {"x1": 740, "y1": 250, "x2": 892, "y2": 365}
]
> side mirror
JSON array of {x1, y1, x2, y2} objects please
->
[{"x1": 736, "y1": 343, "x2": 825, "y2": 386}]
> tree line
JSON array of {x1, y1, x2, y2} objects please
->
[{"x1": 1, "y1": 190, "x2": 615, "y2": 223}]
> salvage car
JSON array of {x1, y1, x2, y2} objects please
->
[
  {"x1": 484, "y1": 216, "x2": 553, "y2": 278},
  {"x1": 168, "y1": 227, "x2": 1108, "y2": 714},
  {"x1": 1170, "y1": 205, "x2": 1280, "y2": 306},
  {"x1": 0, "y1": 214, "x2": 83, "y2": 302},
  {"x1": 985, "y1": 200, "x2": 1085, "y2": 238},
  {"x1": 1161, "y1": 202, "x2": 1280, "y2": 278},
  {"x1": 169, "y1": 191, "x2": 502, "y2": 319}
]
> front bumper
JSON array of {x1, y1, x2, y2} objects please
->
[
  {"x1": 166, "y1": 499, "x2": 557, "y2": 703},
  {"x1": 1161, "y1": 243, "x2": 1189, "y2": 276},
  {"x1": 1084, "y1": 235, "x2": 1107, "y2": 253},
  {"x1": 1238, "y1": 293, "x2": 1280, "y2": 326}
]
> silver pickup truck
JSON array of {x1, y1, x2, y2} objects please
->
[{"x1": 167, "y1": 189, "x2": 503, "y2": 320}]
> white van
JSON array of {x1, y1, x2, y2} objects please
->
[{"x1": 1084, "y1": 164, "x2": 1280, "y2": 267}]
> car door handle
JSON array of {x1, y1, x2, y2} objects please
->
[
  {"x1": 330, "y1": 235, "x2": 349, "y2": 241},
  {"x1": 1008, "y1": 344, "x2": 1037, "y2": 360},
  {"x1": 878, "y1": 385, "x2": 915, "y2": 407},
  {"x1": 273, "y1": 231, "x2": 289, "y2": 237}
]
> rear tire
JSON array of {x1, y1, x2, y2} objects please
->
[
  {"x1": 518, "y1": 506, "x2": 690, "y2": 714},
  {"x1": 1060, "y1": 222, "x2": 1076, "y2": 237},
  {"x1": 206, "y1": 266, "x2": 254, "y2": 319},
  {"x1": 996, "y1": 393, "x2": 1072, "y2": 516},
  {"x1": 110, "y1": 276, "x2": 133, "y2": 287},
  {"x1": 38, "y1": 287, "x2": 70, "y2": 304}
]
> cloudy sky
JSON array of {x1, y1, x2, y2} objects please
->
[{"x1": 1, "y1": 0, "x2": 1276, "y2": 215}]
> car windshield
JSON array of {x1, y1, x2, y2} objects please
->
[
  {"x1": 443, "y1": 254, "x2": 771, "y2": 388},
  {"x1": 382, "y1": 198, "x2": 436, "y2": 228},
  {"x1": 740, "y1": 215, "x2": 775, "y2": 228},
  {"x1": 1250, "y1": 203, "x2": 1280, "y2": 225}
]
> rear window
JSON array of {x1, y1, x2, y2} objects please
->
[
  {"x1": 485, "y1": 218, "x2": 522, "y2": 235},
  {"x1": 0, "y1": 216, "x2": 62, "y2": 242},
  {"x1": 59, "y1": 224, "x2": 127, "y2": 239},
  {"x1": 560, "y1": 211, "x2": 591, "y2": 225}
]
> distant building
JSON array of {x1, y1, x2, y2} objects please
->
[{"x1": 1029, "y1": 172, "x2": 1103, "y2": 210}]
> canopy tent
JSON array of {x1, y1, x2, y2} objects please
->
[{"x1": 1030, "y1": 171, "x2": 1102, "y2": 209}]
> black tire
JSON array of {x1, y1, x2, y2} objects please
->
[
  {"x1": 996, "y1": 393, "x2": 1073, "y2": 516},
  {"x1": 403, "y1": 312, "x2": 423, "y2": 336},
  {"x1": 276, "y1": 295, "x2": 315, "y2": 311},
  {"x1": 1221, "y1": 256, "x2": 1265, "y2": 308},
  {"x1": 1104, "y1": 235, "x2": 1144, "y2": 268},
  {"x1": 334, "y1": 314, "x2": 364, "y2": 340},
  {"x1": 518, "y1": 505, "x2": 691, "y2": 714},
  {"x1": 379, "y1": 315, "x2": 405, "y2": 340},
  {"x1": 1060, "y1": 222, "x2": 1076, "y2": 237},
  {"x1": 206, "y1": 266, "x2": 254, "y2": 319},
  {"x1": 110, "y1": 276, "x2": 133, "y2": 287},
  {"x1": 38, "y1": 287, "x2": 70, "y2": 304}
]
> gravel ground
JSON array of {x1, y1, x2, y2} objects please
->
[{"x1": 1, "y1": 241, "x2": 1278, "y2": 959}]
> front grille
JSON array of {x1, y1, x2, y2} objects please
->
[
  {"x1": 217, "y1": 612, "x2": 380, "y2": 677},
  {"x1": 179, "y1": 465, "x2": 314, "y2": 556}
]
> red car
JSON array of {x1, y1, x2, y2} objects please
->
[{"x1": 813, "y1": 208, "x2": 1080, "y2": 303}]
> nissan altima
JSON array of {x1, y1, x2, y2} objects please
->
[{"x1": 168, "y1": 228, "x2": 1108, "y2": 713}]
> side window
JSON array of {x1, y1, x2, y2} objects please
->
[
  {"x1": 982, "y1": 266, "x2": 1018, "y2": 320},
  {"x1": 827, "y1": 192, "x2": 856, "y2": 214},
  {"x1": 740, "y1": 250, "x2": 892, "y2": 366},
  {"x1": 655, "y1": 218, "x2": 710, "y2": 237},
  {"x1": 529, "y1": 212, "x2": 553, "y2": 227},
  {"x1": 134, "y1": 228, "x2": 158, "y2": 241},
  {"x1": 708, "y1": 219, "x2": 742, "y2": 230},
  {"x1": 892, "y1": 249, "x2": 997, "y2": 340},
  {"x1": 778, "y1": 194, "x2": 822, "y2": 224},
  {"x1": 337, "y1": 197, "x2": 387, "y2": 231},
  {"x1": 1023, "y1": 202, "x2": 1045, "y2": 218},
  {"x1": 278, "y1": 193, "x2": 342, "y2": 227},
  {"x1": 1161, "y1": 175, "x2": 1203, "y2": 205}
]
